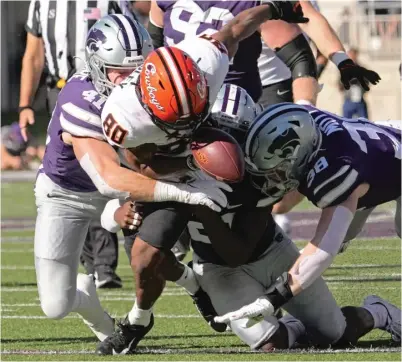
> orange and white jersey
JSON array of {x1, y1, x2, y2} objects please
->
[{"x1": 101, "y1": 35, "x2": 229, "y2": 149}]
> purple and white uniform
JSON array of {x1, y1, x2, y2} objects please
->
[
  {"x1": 298, "y1": 106, "x2": 401, "y2": 210},
  {"x1": 34, "y1": 72, "x2": 114, "y2": 326},
  {"x1": 157, "y1": 0, "x2": 262, "y2": 101},
  {"x1": 41, "y1": 72, "x2": 106, "y2": 192}
]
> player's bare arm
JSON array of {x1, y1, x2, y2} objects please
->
[
  {"x1": 71, "y1": 136, "x2": 157, "y2": 201},
  {"x1": 194, "y1": 205, "x2": 272, "y2": 267},
  {"x1": 71, "y1": 136, "x2": 230, "y2": 212},
  {"x1": 272, "y1": 190, "x2": 305, "y2": 215},
  {"x1": 212, "y1": 2, "x2": 308, "y2": 58},
  {"x1": 297, "y1": 0, "x2": 380, "y2": 90}
]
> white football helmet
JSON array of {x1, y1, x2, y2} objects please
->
[
  {"x1": 85, "y1": 14, "x2": 153, "y2": 96},
  {"x1": 244, "y1": 103, "x2": 321, "y2": 198},
  {"x1": 211, "y1": 84, "x2": 261, "y2": 132}
]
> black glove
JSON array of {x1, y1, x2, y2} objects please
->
[
  {"x1": 265, "y1": 1, "x2": 309, "y2": 23},
  {"x1": 338, "y1": 59, "x2": 381, "y2": 91},
  {"x1": 265, "y1": 272, "x2": 294, "y2": 310}
]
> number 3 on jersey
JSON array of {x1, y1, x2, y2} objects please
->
[{"x1": 103, "y1": 114, "x2": 128, "y2": 145}]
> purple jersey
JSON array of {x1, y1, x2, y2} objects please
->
[
  {"x1": 298, "y1": 106, "x2": 401, "y2": 209},
  {"x1": 42, "y1": 72, "x2": 106, "y2": 192},
  {"x1": 157, "y1": 0, "x2": 262, "y2": 101}
]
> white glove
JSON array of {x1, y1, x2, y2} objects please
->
[
  {"x1": 154, "y1": 179, "x2": 232, "y2": 212},
  {"x1": 214, "y1": 296, "x2": 275, "y2": 327}
]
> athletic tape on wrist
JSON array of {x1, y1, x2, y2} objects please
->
[{"x1": 101, "y1": 199, "x2": 122, "y2": 233}]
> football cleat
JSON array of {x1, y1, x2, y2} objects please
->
[
  {"x1": 96, "y1": 314, "x2": 154, "y2": 355},
  {"x1": 94, "y1": 269, "x2": 123, "y2": 289},
  {"x1": 76, "y1": 273, "x2": 115, "y2": 341},
  {"x1": 190, "y1": 287, "x2": 227, "y2": 333},
  {"x1": 364, "y1": 295, "x2": 401, "y2": 342}
]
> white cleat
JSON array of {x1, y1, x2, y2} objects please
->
[{"x1": 76, "y1": 273, "x2": 114, "y2": 341}]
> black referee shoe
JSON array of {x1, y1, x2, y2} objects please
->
[{"x1": 95, "y1": 314, "x2": 154, "y2": 355}]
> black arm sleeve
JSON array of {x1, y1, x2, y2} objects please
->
[
  {"x1": 147, "y1": 21, "x2": 164, "y2": 49},
  {"x1": 275, "y1": 34, "x2": 318, "y2": 80}
]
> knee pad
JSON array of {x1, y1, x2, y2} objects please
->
[
  {"x1": 40, "y1": 295, "x2": 74, "y2": 320},
  {"x1": 231, "y1": 315, "x2": 279, "y2": 350}
]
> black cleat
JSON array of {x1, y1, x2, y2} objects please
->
[
  {"x1": 95, "y1": 270, "x2": 122, "y2": 289},
  {"x1": 95, "y1": 314, "x2": 154, "y2": 355},
  {"x1": 190, "y1": 288, "x2": 227, "y2": 333},
  {"x1": 186, "y1": 261, "x2": 227, "y2": 332}
]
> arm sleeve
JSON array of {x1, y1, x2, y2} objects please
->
[
  {"x1": 25, "y1": 0, "x2": 42, "y2": 37},
  {"x1": 275, "y1": 33, "x2": 318, "y2": 80},
  {"x1": 148, "y1": 20, "x2": 164, "y2": 49}
]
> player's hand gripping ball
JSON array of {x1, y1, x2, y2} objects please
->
[{"x1": 191, "y1": 127, "x2": 245, "y2": 183}]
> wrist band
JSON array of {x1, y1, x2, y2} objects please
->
[
  {"x1": 18, "y1": 106, "x2": 33, "y2": 114},
  {"x1": 330, "y1": 51, "x2": 350, "y2": 67}
]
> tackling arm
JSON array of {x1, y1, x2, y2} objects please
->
[{"x1": 286, "y1": 185, "x2": 368, "y2": 295}]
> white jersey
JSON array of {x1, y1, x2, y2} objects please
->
[
  {"x1": 257, "y1": 43, "x2": 291, "y2": 87},
  {"x1": 101, "y1": 36, "x2": 229, "y2": 149}
]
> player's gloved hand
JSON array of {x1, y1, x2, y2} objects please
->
[
  {"x1": 338, "y1": 59, "x2": 381, "y2": 91},
  {"x1": 154, "y1": 179, "x2": 232, "y2": 212},
  {"x1": 214, "y1": 272, "x2": 293, "y2": 327},
  {"x1": 264, "y1": 1, "x2": 309, "y2": 23}
]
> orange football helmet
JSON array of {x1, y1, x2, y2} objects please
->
[{"x1": 139, "y1": 46, "x2": 209, "y2": 133}]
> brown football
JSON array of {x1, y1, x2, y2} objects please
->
[{"x1": 191, "y1": 127, "x2": 245, "y2": 183}]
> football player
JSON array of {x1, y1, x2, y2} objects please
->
[
  {"x1": 214, "y1": 103, "x2": 401, "y2": 339},
  {"x1": 197, "y1": 88, "x2": 401, "y2": 350},
  {"x1": 107, "y1": 85, "x2": 401, "y2": 350},
  {"x1": 93, "y1": 3, "x2": 311, "y2": 354},
  {"x1": 34, "y1": 14, "x2": 155, "y2": 341}
]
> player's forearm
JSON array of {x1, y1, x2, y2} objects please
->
[
  {"x1": 298, "y1": 10, "x2": 345, "y2": 61},
  {"x1": 292, "y1": 77, "x2": 318, "y2": 106},
  {"x1": 19, "y1": 52, "x2": 44, "y2": 107}
]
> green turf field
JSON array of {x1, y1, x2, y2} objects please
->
[{"x1": 1, "y1": 181, "x2": 401, "y2": 361}]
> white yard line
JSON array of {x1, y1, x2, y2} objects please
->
[
  {"x1": 1, "y1": 314, "x2": 201, "y2": 319},
  {"x1": 1, "y1": 347, "x2": 400, "y2": 355}
]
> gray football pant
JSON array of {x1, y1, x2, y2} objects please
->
[
  {"x1": 193, "y1": 229, "x2": 346, "y2": 350},
  {"x1": 34, "y1": 173, "x2": 110, "y2": 319},
  {"x1": 341, "y1": 197, "x2": 401, "y2": 252}
]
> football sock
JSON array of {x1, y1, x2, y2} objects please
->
[
  {"x1": 128, "y1": 303, "x2": 152, "y2": 326},
  {"x1": 363, "y1": 304, "x2": 388, "y2": 329},
  {"x1": 175, "y1": 263, "x2": 199, "y2": 295},
  {"x1": 74, "y1": 289, "x2": 105, "y2": 323}
]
